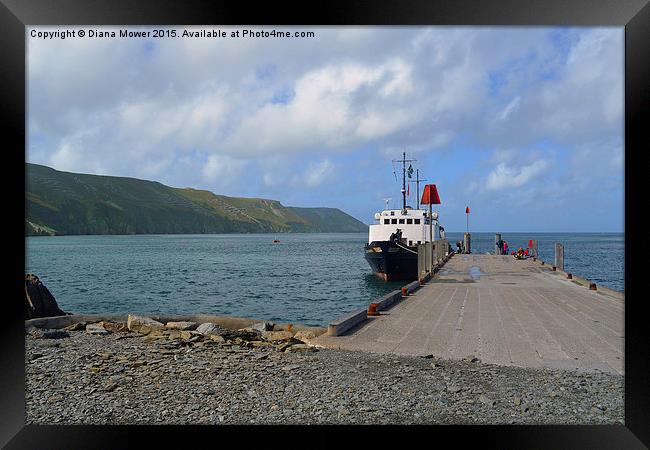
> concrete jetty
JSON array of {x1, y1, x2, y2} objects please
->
[{"x1": 315, "y1": 254, "x2": 624, "y2": 375}]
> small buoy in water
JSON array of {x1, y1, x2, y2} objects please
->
[{"x1": 273, "y1": 240, "x2": 280, "y2": 243}]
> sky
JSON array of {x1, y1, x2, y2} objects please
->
[{"x1": 27, "y1": 26, "x2": 624, "y2": 232}]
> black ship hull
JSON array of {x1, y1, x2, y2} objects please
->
[{"x1": 364, "y1": 240, "x2": 418, "y2": 281}]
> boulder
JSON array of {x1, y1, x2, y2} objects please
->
[
  {"x1": 86, "y1": 323, "x2": 109, "y2": 335},
  {"x1": 284, "y1": 344, "x2": 318, "y2": 353},
  {"x1": 28, "y1": 328, "x2": 70, "y2": 339},
  {"x1": 42, "y1": 329, "x2": 69, "y2": 339},
  {"x1": 64, "y1": 322, "x2": 89, "y2": 332},
  {"x1": 275, "y1": 342, "x2": 294, "y2": 352},
  {"x1": 99, "y1": 321, "x2": 128, "y2": 333},
  {"x1": 226, "y1": 329, "x2": 262, "y2": 341},
  {"x1": 166, "y1": 330, "x2": 181, "y2": 340},
  {"x1": 24, "y1": 274, "x2": 69, "y2": 320},
  {"x1": 127, "y1": 315, "x2": 165, "y2": 335},
  {"x1": 196, "y1": 322, "x2": 223, "y2": 336},
  {"x1": 293, "y1": 330, "x2": 319, "y2": 344},
  {"x1": 262, "y1": 330, "x2": 294, "y2": 342},
  {"x1": 165, "y1": 321, "x2": 198, "y2": 331},
  {"x1": 250, "y1": 321, "x2": 275, "y2": 332}
]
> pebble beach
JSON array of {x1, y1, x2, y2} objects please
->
[{"x1": 25, "y1": 318, "x2": 624, "y2": 425}]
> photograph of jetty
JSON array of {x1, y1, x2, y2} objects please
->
[{"x1": 25, "y1": 26, "x2": 624, "y2": 425}]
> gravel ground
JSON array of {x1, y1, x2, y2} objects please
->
[{"x1": 25, "y1": 331, "x2": 624, "y2": 425}]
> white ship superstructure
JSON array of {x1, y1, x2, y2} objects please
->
[{"x1": 368, "y1": 208, "x2": 441, "y2": 246}]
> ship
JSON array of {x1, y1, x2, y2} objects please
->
[{"x1": 364, "y1": 152, "x2": 445, "y2": 281}]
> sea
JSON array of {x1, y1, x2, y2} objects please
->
[{"x1": 25, "y1": 232, "x2": 624, "y2": 327}]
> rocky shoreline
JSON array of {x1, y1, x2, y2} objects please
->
[{"x1": 25, "y1": 315, "x2": 624, "y2": 425}]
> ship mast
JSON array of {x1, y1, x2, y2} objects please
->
[
  {"x1": 409, "y1": 169, "x2": 427, "y2": 210},
  {"x1": 393, "y1": 151, "x2": 415, "y2": 214},
  {"x1": 402, "y1": 151, "x2": 406, "y2": 211}
]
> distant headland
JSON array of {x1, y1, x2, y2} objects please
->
[{"x1": 26, "y1": 163, "x2": 368, "y2": 236}]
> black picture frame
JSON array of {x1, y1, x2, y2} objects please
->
[{"x1": 2, "y1": 0, "x2": 647, "y2": 447}]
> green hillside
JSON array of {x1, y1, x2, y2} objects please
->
[
  {"x1": 287, "y1": 207, "x2": 370, "y2": 233},
  {"x1": 25, "y1": 163, "x2": 367, "y2": 236}
]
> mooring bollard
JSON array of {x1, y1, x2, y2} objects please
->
[
  {"x1": 368, "y1": 303, "x2": 379, "y2": 316},
  {"x1": 589, "y1": 283, "x2": 597, "y2": 291},
  {"x1": 463, "y1": 232, "x2": 471, "y2": 254},
  {"x1": 567, "y1": 273, "x2": 573, "y2": 279},
  {"x1": 402, "y1": 287, "x2": 408, "y2": 297},
  {"x1": 552, "y1": 266, "x2": 557, "y2": 271},
  {"x1": 555, "y1": 243, "x2": 564, "y2": 272}
]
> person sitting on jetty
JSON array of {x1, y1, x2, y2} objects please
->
[
  {"x1": 456, "y1": 241, "x2": 463, "y2": 253},
  {"x1": 514, "y1": 247, "x2": 526, "y2": 259}
]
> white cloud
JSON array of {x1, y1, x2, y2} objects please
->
[
  {"x1": 306, "y1": 159, "x2": 335, "y2": 187},
  {"x1": 485, "y1": 160, "x2": 549, "y2": 190},
  {"x1": 26, "y1": 26, "x2": 623, "y2": 211},
  {"x1": 499, "y1": 96, "x2": 520, "y2": 120},
  {"x1": 291, "y1": 159, "x2": 335, "y2": 188},
  {"x1": 201, "y1": 154, "x2": 248, "y2": 186}
]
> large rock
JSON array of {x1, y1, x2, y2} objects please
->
[
  {"x1": 64, "y1": 322, "x2": 89, "y2": 331},
  {"x1": 250, "y1": 321, "x2": 275, "y2": 332},
  {"x1": 285, "y1": 344, "x2": 318, "y2": 353},
  {"x1": 196, "y1": 322, "x2": 223, "y2": 336},
  {"x1": 27, "y1": 327, "x2": 70, "y2": 339},
  {"x1": 165, "y1": 321, "x2": 198, "y2": 331},
  {"x1": 127, "y1": 315, "x2": 165, "y2": 335},
  {"x1": 86, "y1": 323, "x2": 109, "y2": 335},
  {"x1": 24, "y1": 274, "x2": 69, "y2": 320},
  {"x1": 293, "y1": 330, "x2": 319, "y2": 344},
  {"x1": 100, "y1": 321, "x2": 128, "y2": 333},
  {"x1": 262, "y1": 330, "x2": 294, "y2": 342}
]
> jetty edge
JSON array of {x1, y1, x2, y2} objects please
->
[{"x1": 328, "y1": 251, "x2": 452, "y2": 337}]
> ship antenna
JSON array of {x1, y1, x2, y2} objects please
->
[{"x1": 382, "y1": 197, "x2": 392, "y2": 210}]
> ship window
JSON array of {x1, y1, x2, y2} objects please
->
[
  {"x1": 417, "y1": 241, "x2": 421, "y2": 244},
  {"x1": 390, "y1": 211, "x2": 395, "y2": 216},
  {"x1": 414, "y1": 219, "x2": 420, "y2": 224},
  {"x1": 391, "y1": 219, "x2": 397, "y2": 224},
  {"x1": 384, "y1": 219, "x2": 389, "y2": 224},
  {"x1": 399, "y1": 219, "x2": 405, "y2": 224},
  {"x1": 409, "y1": 240, "x2": 413, "y2": 246},
  {"x1": 407, "y1": 219, "x2": 413, "y2": 224}
]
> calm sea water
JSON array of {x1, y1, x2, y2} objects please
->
[{"x1": 26, "y1": 232, "x2": 624, "y2": 326}]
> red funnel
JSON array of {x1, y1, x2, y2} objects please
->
[{"x1": 421, "y1": 184, "x2": 441, "y2": 205}]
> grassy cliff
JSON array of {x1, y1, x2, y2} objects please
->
[{"x1": 26, "y1": 163, "x2": 367, "y2": 236}]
